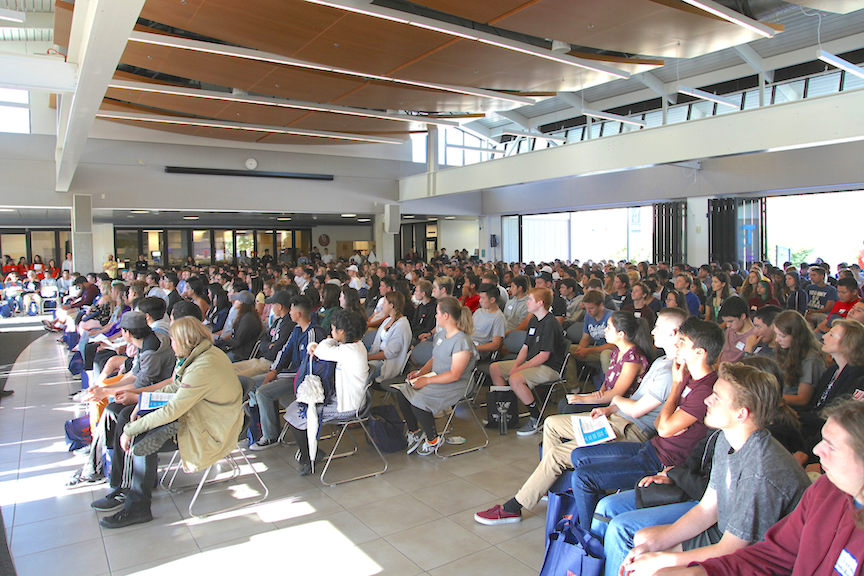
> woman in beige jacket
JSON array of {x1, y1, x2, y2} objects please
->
[{"x1": 95, "y1": 316, "x2": 243, "y2": 529}]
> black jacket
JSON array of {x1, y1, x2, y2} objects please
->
[
  {"x1": 411, "y1": 298, "x2": 437, "y2": 337},
  {"x1": 257, "y1": 315, "x2": 295, "y2": 362}
]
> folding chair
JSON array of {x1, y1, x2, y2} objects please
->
[
  {"x1": 318, "y1": 386, "x2": 388, "y2": 487},
  {"x1": 40, "y1": 284, "x2": 58, "y2": 314},
  {"x1": 500, "y1": 329, "x2": 527, "y2": 360},
  {"x1": 437, "y1": 369, "x2": 489, "y2": 459},
  {"x1": 361, "y1": 329, "x2": 377, "y2": 351},
  {"x1": 532, "y1": 338, "x2": 572, "y2": 421},
  {"x1": 159, "y1": 434, "x2": 269, "y2": 518},
  {"x1": 409, "y1": 339, "x2": 434, "y2": 367}
]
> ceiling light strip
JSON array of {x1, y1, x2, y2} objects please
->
[
  {"x1": 679, "y1": 0, "x2": 775, "y2": 38},
  {"x1": 677, "y1": 85, "x2": 739, "y2": 109},
  {"x1": 95, "y1": 110, "x2": 405, "y2": 144},
  {"x1": 0, "y1": 8, "x2": 25, "y2": 23},
  {"x1": 818, "y1": 50, "x2": 864, "y2": 80},
  {"x1": 303, "y1": 0, "x2": 630, "y2": 79},
  {"x1": 127, "y1": 31, "x2": 533, "y2": 106},
  {"x1": 582, "y1": 108, "x2": 646, "y2": 127},
  {"x1": 108, "y1": 80, "x2": 460, "y2": 127}
]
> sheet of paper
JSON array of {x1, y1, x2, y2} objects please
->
[
  {"x1": 571, "y1": 414, "x2": 616, "y2": 447},
  {"x1": 139, "y1": 392, "x2": 174, "y2": 411}
]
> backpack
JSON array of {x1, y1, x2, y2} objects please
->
[
  {"x1": 64, "y1": 415, "x2": 92, "y2": 451},
  {"x1": 27, "y1": 300, "x2": 38, "y2": 316},
  {"x1": 366, "y1": 404, "x2": 407, "y2": 453},
  {"x1": 0, "y1": 301, "x2": 10, "y2": 318},
  {"x1": 68, "y1": 350, "x2": 84, "y2": 376},
  {"x1": 485, "y1": 387, "x2": 521, "y2": 431}
]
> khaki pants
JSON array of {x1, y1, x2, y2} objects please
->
[
  {"x1": 494, "y1": 359, "x2": 560, "y2": 388},
  {"x1": 232, "y1": 357, "x2": 271, "y2": 378},
  {"x1": 514, "y1": 413, "x2": 647, "y2": 509}
]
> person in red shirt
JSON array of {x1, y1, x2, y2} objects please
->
[
  {"x1": 459, "y1": 272, "x2": 480, "y2": 313},
  {"x1": 664, "y1": 399, "x2": 864, "y2": 576},
  {"x1": 817, "y1": 277, "x2": 860, "y2": 333}
]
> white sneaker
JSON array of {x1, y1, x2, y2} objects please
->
[
  {"x1": 416, "y1": 436, "x2": 442, "y2": 456},
  {"x1": 406, "y1": 430, "x2": 426, "y2": 454},
  {"x1": 249, "y1": 438, "x2": 278, "y2": 451},
  {"x1": 516, "y1": 417, "x2": 541, "y2": 437}
]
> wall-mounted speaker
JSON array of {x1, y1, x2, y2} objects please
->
[
  {"x1": 490, "y1": 234, "x2": 498, "y2": 247},
  {"x1": 384, "y1": 203, "x2": 400, "y2": 234}
]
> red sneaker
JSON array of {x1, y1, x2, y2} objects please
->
[{"x1": 474, "y1": 504, "x2": 522, "y2": 525}]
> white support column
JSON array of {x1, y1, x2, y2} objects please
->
[
  {"x1": 374, "y1": 210, "x2": 397, "y2": 265},
  {"x1": 71, "y1": 194, "x2": 94, "y2": 273}
]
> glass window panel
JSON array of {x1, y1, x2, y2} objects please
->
[
  {"x1": 410, "y1": 132, "x2": 427, "y2": 164},
  {"x1": 688, "y1": 100, "x2": 714, "y2": 120},
  {"x1": 806, "y1": 72, "x2": 841, "y2": 98},
  {"x1": 30, "y1": 231, "x2": 56, "y2": 267},
  {"x1": 666, "y1": 105, "x2": 689, "y2": 124},
  {"x1": 715, "y1": 92, "x2": 742, "y2": 115},
  {"x1": 589, "y1": 122, "x2": 603, "y2": 138},
  {"x1": 235, "y1": 231, "x2": 253, "y2": 263},
  {"x1": 842, "y1": 71, "x2": 864, "y2": 91},
  {"x1": 741, "y1": 89, "x2": 761, "y2": 110},
  {"x1": 464, "y1": 147, "x2": 481, "y2": 165},
  {"x1": 214, "y1": 229, "x2": 232, "y2": 264},
  {"x1": 569, "y1": 208, "x2": 630, "y2": 262},
  {"x1": 0, "y1": 88, "x2": 28, "y2": 104},
  {"x1": 643, "y1": 110, "x2": 663, "y2": 128},
  {"x1": 565, "y1": 127, "x2": 584, "y2": 142},
  {"x1": 772, "y1": 79, "x2": 805, "y2": 104},
  {"x1": 115, "y1": 230, "x2": 139, "y2": 268},
  {"x1": 166, "y1": 230, "x2": 189, "y2": 265},
  {"x1": 600, "y1": 122, "x2": 622, "y2": 136},
  {"x1": 1, "y1": 233, "x2": 26, "y2": 262},
  {"x1": 256, "y1": 230, "x2": 274, "y2": 261},
  {"x1": 501, "y1": 215, "x2": 519, "y2": 262},
  {"x1": 192, "y1": 230, "x2": 211, "y2": 265},
  {"x1": 143, "y1": 230, "x2": 164, "y2": 266},
  {"x1": 620, "y1": 121, "x2": 641, "y2": 134},
  {"x1": 0, "y1": 105, "x2": 29, "y2": 134},
  {"x1": 295, "y1": 230, "x2": 311, "y2": 257},
  {"x1": 523, "y1": 213, "x2": 570, "y2": 262},
  {"x1": 627, "y1": 206, "x2": 654, "y2": 262}
]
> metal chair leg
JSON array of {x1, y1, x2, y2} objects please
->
[
  {"x1": 319, "y1": 420, "x2": 388, "y2": 487},
  {"x1": 187, "y1": 448, "x2": 269, "y2": 517},
  {"x1": 437, "y1": 398, "x2": 489, "y2": 459}
]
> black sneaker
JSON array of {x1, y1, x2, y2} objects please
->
[
  {"x1": 91, "y1": 488, "x2": 126, "y2": 512},
  {"x1": 99, "y1": 505, "x2": 152, "y2": 529}
]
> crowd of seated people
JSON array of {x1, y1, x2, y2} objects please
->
[{"x1": 35, "y1": 249, "x2": 861, "y2": 575}]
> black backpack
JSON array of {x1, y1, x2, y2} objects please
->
[
  {"x1": 367, "y1": 404, "x2": 407, "y2": 453},
  {"x1": 485, "y1": 388, "x2": 521, "y2": 430}
]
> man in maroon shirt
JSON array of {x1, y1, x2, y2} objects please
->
[{"x1": 43, "y1": 275, "x2": 99, "y2": 331}]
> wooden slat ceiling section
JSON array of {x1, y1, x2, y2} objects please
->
[
  {"x1": 53, "y1": 0, "x2": 72, "y2": 49},
  {"x1": 492, "y1": 0, "x2": 768, "y2": 59},
  {"x1": 396, "y1": 0, "x2": 531, "y2": 24}
]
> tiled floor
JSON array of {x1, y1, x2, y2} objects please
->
[{"x1": 1, "y1": 332, "x2": 549, "y2": 575}]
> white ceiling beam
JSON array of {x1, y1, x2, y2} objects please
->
[
  {"x1": 734, "y1": 44, "x2": 774, "y2": 83},
  {"x1": 556, "y1": 91, "x2": 586, "y2": 112},
  {"x1": 494, "y1": 109, "x2": 531, "y2": 130},
  {"x1": 94, "y1": 110, "x2": 406, "y2": 145},
  {"x1": 0, "y1": 52, "x2": 76, "y2": 92},
  {"x1": 55, "y1": 0, "x2": 146, "y2": 192},
  {"x1": 129, "y1": 31, "x2": 534, "y2": 106},
  {"x1": 107, "y1": 80, "x2": 460, "y2": 127},
  {"x1": 636, "y1": 71, "x2": 677, "y2": 104}
]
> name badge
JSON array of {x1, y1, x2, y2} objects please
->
[
  {"x1": 681, "y1": 386, "x2": 692, "y2": 398},
  {"x1": 436, "y1": 338, "x2": 443, "y2": 346},
  {"x1": 528, "y1": 327, "x2": 536, "y2": 335},
  {"x1": 735, "y1": 341, "x2": 745, "y2": 351},
  {"x1": 835, "y1": 549, "x2": 858, "y2": 576},
  {"x1": 634, "y1": 311, "x2": 641, "y2": 318},
  {"x1": 854, "y1": 389, "x2": 864, "y2": 401}
]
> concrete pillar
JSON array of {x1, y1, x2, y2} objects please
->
[
  {"x1": 374, "y1": 209, "x2": 397, "y2": 266},
  {"x1": 426, "y1": 125, "x2": 438, "y2": 197},
  {"x1": 71, "y1": 193, "x2": 94, "y2": 274}
]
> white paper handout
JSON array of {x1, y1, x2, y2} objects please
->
[
  {"x1": 139, "y1": 392, "x2": 175, "y2": 411},
  {"x1": 570, "y1": 414, "x2": 616, "y2": 446}
]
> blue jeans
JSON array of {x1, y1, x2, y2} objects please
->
[
  {"x1": 592, "y1": 490, "x2": 697, "y2": 576},
  {"x1": 243, "y1": 373, "x2": 296, "y2": 440},
  {"x1": 569, "y1": 441, "x2": 663, "y2": 531}
]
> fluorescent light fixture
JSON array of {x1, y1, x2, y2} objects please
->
[
  {"x1": 94, "y1": 110, "x2": 405, "y2": 144},
  {"x1": 680, "y1": 0, "x2": 775, "y2": 38},
  {"x1": 678, "y1": 85, "x2": 739, "y2": 109},
  {"x1": 107, "y1": 80, "x2": 459, "y2": 128},
  {"x1": 277, "y1": 216, "x2": 292, "y2": 221},
  {"x1": 446, "y1": 144, "x2": 506, "y2": 154},
  {"x1": 818, "y1": 50, "x2": 864, "y2": 80},
  {"x1": 582, "y1": 108, "x2": 647, "y2": 127},
  {"x1": 0, "y1": 8, "x2": 25, "y2": 23},
  {"x1": 127, "y1": 31, "x2": 534, "y2": 106},
  {"x1": 130, "y1": 210, "x2": 149, "y2": 214},
  {"x1": 303, "y1": 0, "x2": 629, "y2": 79},
  {"x1": 403, "y1": 215, "x2": 414, "y2": 219},
  {"x1": 341, "y1": 213, "x2": 357, "y2": 217},
  {"x1": 357, "y1": 218, "x2": 371, "y2": 222},
  {"x1": 183, "y1": 215, "x2": 199, "y2": 220},
  {"x1": 501, "y1": 130, "x2": 567, "y2": 143},
  {"x1": 444, "y1": 216, "x2": 456, "y2": 220},
  {"x1": 0, "y1": 208, "x2": 15, "y2": 212}
]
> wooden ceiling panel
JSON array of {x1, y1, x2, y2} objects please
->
[
  {"x1": 396, "y1": 40, "x2": 658, "y2": 93},
  {"x1": 289, "y1": 112, "x2": 411, "y2": 134},
  {"x1": 407, "y1": 0, "x2": 531, "y2": 24},
  {"x1": 104, "y1": 87, "x2": 234, "y2": 118},
  {"x1": 257, "y1": 133, "x2": 372, "y2": 145},
  {"x1": 335, "y1": 82, "x2": 510, "y2": 114},
  {"x1": 120, "y1": 41, "x2": 363, "y2": 103},
  {"x1": 495, "y1": 0, "x2": 768, "y2": 59},
  {"x1": 291, "y1": 14, "x2": 452, "y2": 76},
  {"x1": 53, "y1": 0, "x2": 73, "y2": 50}
]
